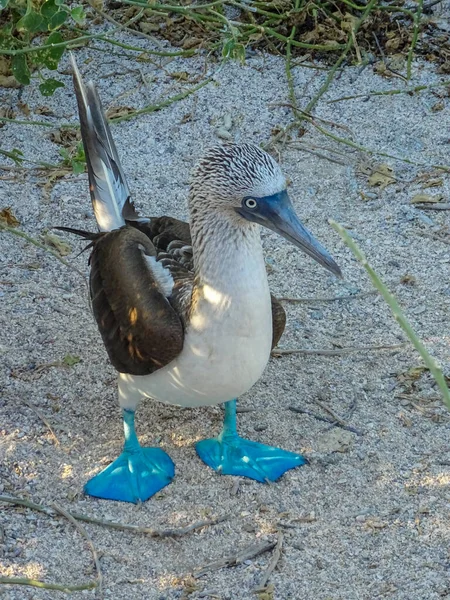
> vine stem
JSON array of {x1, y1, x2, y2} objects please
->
[
  {"x1": 328, "y1": 79, "x2": 450, "y2": 103},
  {"x1": 0, "y1": 578, "x2": 96, "y2": 593},
  {"x1": 296, "y1": 118, "x2": 450, "y2": 172},
  {"x1": 110, "y1": 74, "x2": 215, "y2": 123},
  {"x1": 0, "y1": 224, "x2": 86, "y2": 279},
  {"x1": 330, "y1": 220, "x2": 450, "y2": 411},
  {"x1": 406, "y1": 0, "x2": 424, "y2": 79},
  {"x1": 300, "y1": 0, "x2": 379, "y2": 119}
]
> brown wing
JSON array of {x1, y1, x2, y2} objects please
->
[
  {"x1": 129, "y1": 216, "x2": 194, "y2": 327},
  {"x1": 132, "y1": 216, "x2": 191, "y2": 253},
  {"x1": 69, "y1": 57, "x2": 190, "y2": 376},
  {"x1": 70, "y1": 55, "x2": 284, "y2": 374},
  {"x1": 89, "y1": 226, "x2": 185, "y2": 375},
  {"x1": 270, "y1": 294, "x2": 286, "y2": 349}
]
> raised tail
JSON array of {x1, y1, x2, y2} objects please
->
[{"x1": 71, "y1": 53, "x2": 140, "y2": 232}]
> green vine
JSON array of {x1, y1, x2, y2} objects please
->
[{"x1": 0, "y1": 0, "x2": 87, "y2": 94}]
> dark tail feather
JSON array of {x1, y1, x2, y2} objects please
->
[
  {"x1": 54, "y1": 226, "x2": 103, "y2": 259},
  {"x1": 54, "y1": 226, "x2": 101, "y2": 240}
]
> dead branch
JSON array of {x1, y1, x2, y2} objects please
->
[
  {"x1": 52, "y1": 502, "x2": 103, "y2": 597},
  {"x1": 254, "y1": 531, "x2": 284, "y2": 592},
  {"x1": 194, "y1": 540, "x2": 276, "y2": 578}
]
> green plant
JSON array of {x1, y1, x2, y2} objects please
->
[
  {"x1": 58, "y1": 140, "x2": 85, "y2": 173},
  {"x1": 330, "y1": 220, "x2": 450, "y2": 411},
  {"x1": 0, "y1": 0, "x2": 86, "y2": 93},
  {"x1": 221, "y1": 25, "x2": 246, "y2": 64}
]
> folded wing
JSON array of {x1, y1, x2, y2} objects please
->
[{"x1": 71, "y1": 54, "x2": 188, "y2": 375}]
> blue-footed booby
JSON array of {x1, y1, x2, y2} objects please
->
[{"x1": 63, "y1": 55, "x2": 341, "y2": 503}]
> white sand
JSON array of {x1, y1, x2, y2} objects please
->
[{"x1": 1, "y1": 22, "x2": 450, "y2": 600}]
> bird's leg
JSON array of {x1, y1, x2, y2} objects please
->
[
  {"x1": 196, "y1": 399, "x2": 306, "y2": 483},
  {"x1": 84, "y1": 409, "x2": 174, "y2": 503}
]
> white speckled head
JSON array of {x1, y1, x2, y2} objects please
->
[
  {"x1": 190, "y1": 143, "x2": 286, "y2": 208},
  {"x1": 189, "y1": 142, "x2": 341, "y2": 278}
]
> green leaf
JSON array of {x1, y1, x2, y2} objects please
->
[
  {"x1": 16, "y1": 10, "x2": 44, "y2": 33},
  {"x1": 222, "y1": 38, "x2": 235, "y2": 60},
  {"x1": 232, "y1": 43, "x2": 246, "y2": 64},
  {"x1": 0, "y1": 0, "x2": 10, "y2": 9},
  {"x1": 49, "y1": 9, "x2": 68, "y2": 30},
  {"x1": 0, "y1": 22, "x2": 14, "y2": 39},
  {"x1": 11, "y1": 54, "x2": 30, "y2": 85},
  {"x1": 71, "y1": 160, "x2": 85, "y2": 174},
  {"x1": 62, "y1": 353, "x2": 81, "y2": 366},
  {"x1": 222, "y1": 39, "x2": 245, "y2": 64},
  {"x1": 48, "y1": 29, "x2": 64, "y2": 46},
  {"x1": 58, "y1": 147, "x2": 70, "y2": 162},
  {"x1": 73, "y1": 141, "x2": 85, "y2": 162},
  {"x1": 39, "y1": 78, "x2": 64, "y2": 96},
  {"x1": 40, "y1": 0, "x2": 59, "y2": 19},
  {"x1": 70, "y1": 6, "x2": 85, "y2": 24},
  {"x1": 38, "y1": 31, "x2": 64, "y2": 69}
]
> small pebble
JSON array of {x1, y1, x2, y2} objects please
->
[
  {"x1": 254, "y1": 423, "x2": 267, "y2": 432},
  {"x1": 223, "y1": 113, "x2": 232, "y2": 130},
  {"x1": 309, "y1": 310, "x2": 323, "y2": 320},
  {"x1": 355, "y1": 515, "x2": 366, "y2": 522},
  {"x1": 216, "y1": 127, "x2": 233, "y2": 140}
]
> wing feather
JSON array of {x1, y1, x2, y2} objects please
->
[{"x1": 89, "y1": 227, "x2": 184, "y2": 375}]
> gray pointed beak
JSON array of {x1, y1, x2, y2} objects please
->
[{"x1": 236, "y1": 190, "x2": 342, "y2": 277}]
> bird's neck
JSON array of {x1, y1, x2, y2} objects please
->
[{"x1": 189, "y1": 200, "x2": 265, "y2": 293}]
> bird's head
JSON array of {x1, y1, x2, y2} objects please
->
[{"x1": 191, "y1": 143, "x2": 341, "y2": 277}]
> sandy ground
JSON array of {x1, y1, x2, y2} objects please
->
[{"x1": 1, "y1": 20, "x2": 450, "y2": 600}]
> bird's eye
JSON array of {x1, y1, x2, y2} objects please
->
[{"x1": 244, "y1": 197, "x2": 257, "y2": 209}]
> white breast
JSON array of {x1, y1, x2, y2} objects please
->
[{"x1": 118, "y1": 229, "x2": 273, "y2": 409}]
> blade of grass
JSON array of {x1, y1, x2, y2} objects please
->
[
  {"x1": 0, "y1": 577, "x2": 96, "y2": 593},
  {"x1": 109, "y1": 75, "x2": 215, "y2": 123},
  {"x1": 328, "y1": 80, "x2": 450, "y2": 103},
  {"x1": 330, "y1": 220, "x2": 450, "y2": 410},
  {"x1": 0, "y1": 224, "x2": 86, "y2": 279},
  {"x1": 407, "y1": 0, "x2": 423, "y2": 79},
  {"x1": 0, "y1": 72, "x2": 214, "y2": 129},
  {"x1": 294, "y1": 117, "x2": 450, "y2": 172}
]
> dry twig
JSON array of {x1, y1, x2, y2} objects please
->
[
  {"x1": 0, "y1": 577, "x2": 96, "y2": 593},
  {"x1": 278, "y1": 291, "x2": 378, "y2": 303},
  {"x1": 313, "y1": 398, "x2": 348, "y2": 428},
  {"x1": 412, "y1": 230, "x2": 450, "y2": 246},
  {"x1": 413, "y1": 203, "x2": 450, "y2": 211},
  {"x1": 194, "y1": 540, "x2": 276, "y2": 578},
  {"x1": 288, "y1": 406, "x2": 363, "y2": 436},
  {"x1": 0, "y1": 495, "x2": 227, "y2": 537},
  {"x1": 52, "y1": 502, "x2": 103, "y2": 597},
  {"x1": 272, "y1": 343, "x2": 408, "y2": 357},
  {"x1": 254, "y1": 531, "x2": 284, "y2": 592},
  {"x1": 19, "y1": 398, "x2": 60, "y2": 445}
]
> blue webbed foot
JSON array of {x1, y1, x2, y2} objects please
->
[
  {"x1": 195, "y1": 399, "x2": 306, "y2": 483},
  {"x1": 85, "y1": 446, "x2": 174, "y2": 503},
  {"x1": 196, "y1": 436, "x2": 306, "y2": 483},
  {"x1": 84, "y1": 409, "x2": 175, "y2": 503}
]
